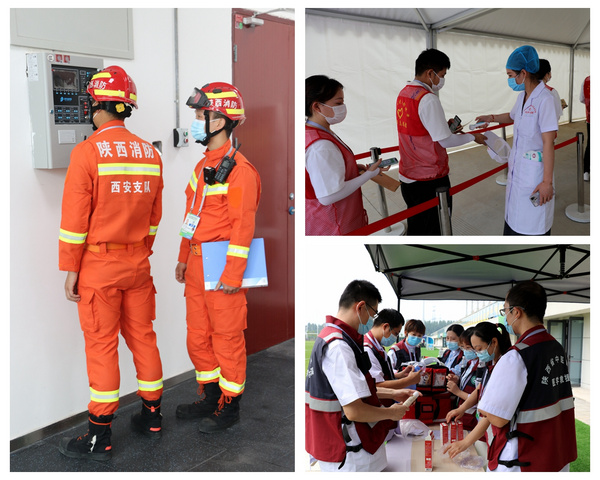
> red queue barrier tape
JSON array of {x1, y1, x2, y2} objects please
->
[
  {"x1": 353, "y1": 124, "x2": 511, "y2": 161},
  {"x1": 345, "y1": 133, "x2": 579, "y2": 236}
]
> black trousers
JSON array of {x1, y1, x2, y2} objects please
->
[
  {"x1": 503, "y1": 221, "x2": 551, "y2": 236},
  {"x1": 400, "y1": 175, "x2": 451, "y2": 236}
]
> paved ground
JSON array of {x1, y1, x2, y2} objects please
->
[{"x1": 10, "y1": 339, "x2": 294, "y2": 472}]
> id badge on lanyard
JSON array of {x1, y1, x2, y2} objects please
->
[{"x1": 179, "y1": 184, "x2": 208, "y2": 239}]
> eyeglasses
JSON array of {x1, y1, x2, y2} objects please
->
[
  {"x1": 365, "y1": 302, "x2": 379, "y2": 317},
  {"x1": 499, "y1": 306, "x2": 524, "y2": 316}
]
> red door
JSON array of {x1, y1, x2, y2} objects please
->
[{"x1": 232, "y1": 9, "x2": 294, "y2": 354}]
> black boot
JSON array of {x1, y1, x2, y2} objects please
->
[
  {"x1": 58, "y1": 413, "x2": 113, "y2": 461},
  {"x1": 131, "y1": 397, "x2": 162, "y2": 438},
  {"x1": 197, "y1": 393, "x2": 242, "y2": 433},
  {"x1": 176, "y1": 382, "x2": 221, "y2": 419}
]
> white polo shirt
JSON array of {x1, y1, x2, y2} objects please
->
[{"x1": 319, "y1": 340, "x2": 388, "y2": 472}]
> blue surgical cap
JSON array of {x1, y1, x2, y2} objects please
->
[{"x1": 506, "y1": 45, "x2": 539, "y2": 74}]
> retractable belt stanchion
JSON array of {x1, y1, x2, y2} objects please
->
[
  {"x1": 565, "y1": 131, "x2": 590, "y2": 223},
  {"x1": 347, "y1": 128, "x2": 583, "y2": 236},
  {"x1": 436, "y1": 186, "x2": 452, "y2": 235},
  {"x1": 370, "y1": 147, "x2": 392, "y2": 233}
]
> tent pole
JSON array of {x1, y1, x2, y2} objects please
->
[{"x1": 568, "y1": 46, "x2": 575, "y2": 123}]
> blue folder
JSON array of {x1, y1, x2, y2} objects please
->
[{"x1": 201, "y1": 238, "x2": 268, "y2": 290}]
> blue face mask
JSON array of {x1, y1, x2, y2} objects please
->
[
  {"x1": 447, "y1": 341, "x2": 459, "y2": 351},
  {"x1": 508, "y1": 73, "x2": 525, "y2": 92},
  {"x1": 406, "y1": 335, "x2": 422, "y2": 347},
  {"x1": 506, "y1": 318, "x2": 521, "y2": 336},
  {"x1": 476, "y1": 343, "x2": 496, "y2": 363},
  {"x1": 357, "y1": 306, "x2": 374, "y2": 335},
  {"x1": 190, "y1": 119, "x2": 207, "y2": 142},
  {"x1": 358, "y1": 316, "x2": 374, "y2": 335},
  {"x1": 381, "y1": 331, "x2": 397, "y2": 347},
  {"x1": 462, "y1": 349, "x2": 478, "y2": 361}
]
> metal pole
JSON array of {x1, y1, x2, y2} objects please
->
[
  {"x1": 436, "y1": 186, "x2": 452, "y2": 235},
  {"x1": 576, "y1": 131, "x2": 584, "y2": 211},
  {"x1": 565, "y1": 132, "x2": 590, "y2": 223},
  {"x1": 370, "y1": 147, "x2": 391, "y2": 233}
]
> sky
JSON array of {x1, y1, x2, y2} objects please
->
[{"x1": 299, "y1": 241, "x2": 476, "y2": 329}]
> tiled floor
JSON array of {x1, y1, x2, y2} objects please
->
[{"x1": 10, "y1": 339, "x2": 294, "y2": 472}]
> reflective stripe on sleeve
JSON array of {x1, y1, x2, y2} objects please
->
[
  {"x1": 226, "y1": 244, "x2": 249, "y2": 259},
  {"x1": 59, "y1": 228, "x2": 88, "y2": 245},
  {"x1": 149, "y1": 225, "x2": 158, "y2": 236},
  {"x1": 98, "y1": 163, "x2": 160, "y2": 176},
  {"x1": 189, "y1": 171, "x2": 198, "y2": 193},
  {"x1": 90, "y1": 387, "x2": 119, "y2": 404}
]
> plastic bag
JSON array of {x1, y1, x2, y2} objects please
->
[
  {"x1": 395, "y1": 418, "x2": 429, "y2": 440},
  {"x1": 450, "y1": 450, "x2": 486, "y2": 470},
  {"x1": 484, "y1": 131, "x2": 510, "y2": 164}
]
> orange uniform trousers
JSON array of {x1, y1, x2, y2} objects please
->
[
  {"x1": 184, "y1": 251, "x2": 247, "y2": 397},
  {"x1": 77, "y1": 244, "x2": 163, "y2": 416}
]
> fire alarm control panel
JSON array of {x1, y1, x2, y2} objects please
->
[{"x1": 27, "y1": 52, "x2": 104, "y2": 169}]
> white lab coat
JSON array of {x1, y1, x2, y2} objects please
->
[{"x1": 505, "y1": 82, "x2": 559, "y2": 235}]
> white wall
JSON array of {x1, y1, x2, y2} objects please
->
[
  {"x1": 10, "y1": 8, "x2": 239, "y2": 440},
  {"x1": 306, "y1": 13, "x2": 590, "y2": 157}
]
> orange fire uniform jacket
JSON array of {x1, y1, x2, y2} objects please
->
[
  {"x1": 178, "y1": 139, "x2": 261, "y2": 287},
  {"x1": 58, "y1": 119, "x2": 164, "y2": 416},
  {"x1": 59, "y1": 120, "x2": 163, "y2": 271}
]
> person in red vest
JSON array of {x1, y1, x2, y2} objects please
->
[
  {"x1": 439, "y1": 324, "x2": 465, "y2": 375},
  {"x1": 396, "y1": 49, "x2": 487, "y2": 235},
  {"x1": 446, "y1": 327, "x2": 481, "y2": 433},
  {"x1": 305, "y1": 280, "x2": 414, "y2": 471},
  {"x1": 580, "y1": 76, "x2": 590, "y2": 181},
  {"x1": 364, "y1": 309, "x2": 422, "y2": 390},
  {"x1": 476, "y1": 280, "x2": 577, "y2": 471},
  {"x1": 305, "y1": 75, "x2": 385, "y2": 235}
]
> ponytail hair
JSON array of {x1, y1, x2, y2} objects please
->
[{"x1": 472, "y1": 321, "x2": 512, "y2": 355}]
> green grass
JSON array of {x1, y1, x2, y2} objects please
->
[
  {"x1": 572, "y1": 419, "x2": 590, "y2": 471},
  {"x1": 305, "y1": 340, "x2": 314, "y2": 373},
  {"x1": 305, "y1": 340, "x2": 590, "y2": 471}
]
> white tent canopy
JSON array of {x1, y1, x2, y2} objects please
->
[
  {"x1": 365, "y1": 244, "x2": 590, "y2": 303},
  {"x1": 307, "y1": 8, "x2": 590, "y2": 48},
  {"x1": 306, "y1": 8, "x2": 590, "y2": 156}
]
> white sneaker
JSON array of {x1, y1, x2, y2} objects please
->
[{"x1": 584, "y1": 172, "x2": 590, "y2": 182}]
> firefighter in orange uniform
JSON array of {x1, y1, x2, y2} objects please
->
[
  {"x1": 175, "y1": 83, "x2": 261, "y2": 433},
  {"x1": 58, "y1": 66, "x2": 164, "y2": 461}
]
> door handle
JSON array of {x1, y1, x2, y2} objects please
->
[{"x1": 288, "y1": 206, "x2": 295, "y2": 216}]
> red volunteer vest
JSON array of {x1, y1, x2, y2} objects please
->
[
  {"x1": 305, "y1": 317, "x2": 395, "y2": 463},
  {"x1": 487, "y1": 327, "x2": 577, "y2": 471},
  {"x1": 305, "y1": 126, "x2": 367, "y2": 235},
  {"x1": 396, "y1": 84, "x2": 449, "y2": 181},
  {"x1": 440, "y1": 348, "x2": 464, "y2": 370},
  {"x1": 363, "y1": 332, "x2": 395, "y2": 407},
  {"x1": 583, "y1": 76, "x2": 590, "y2": 123}
]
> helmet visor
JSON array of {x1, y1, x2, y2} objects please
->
[{"x1": 186, "y1": 87, "x2": 211, "y2": 109}]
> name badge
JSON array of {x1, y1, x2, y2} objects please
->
[{"x1": 180, "y1": 212, "x2": 200, "y2": 239}]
